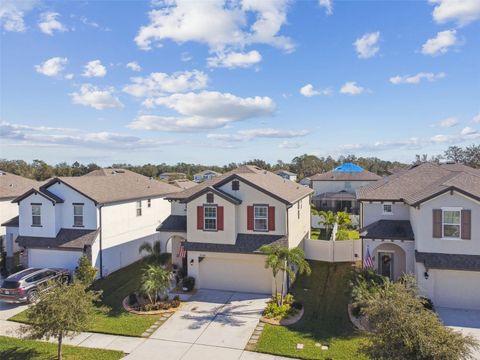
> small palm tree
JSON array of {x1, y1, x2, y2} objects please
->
[
  {"x1": 260, "y1": 245, "x2": 311, "y2": 306},
  {"x1": 319, "y1": 210, "x2": 336, "y2": 234},
  {"x1": 335, "y1": 211, "x2": 351, "y2": 228},
  {"x1": 139, "y1": 241, "x2": 162, "y2": 263},
  {"x1": 139, "y1": 265, "x2": 172, "y2": 305}
]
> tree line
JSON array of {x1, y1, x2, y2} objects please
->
[{"x1": 1, "y1": 145, "x2": 478, "y2": 181}]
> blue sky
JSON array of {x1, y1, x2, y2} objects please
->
[{"x1": 1, "y1": 0, "x2": 479, "y2": 166}]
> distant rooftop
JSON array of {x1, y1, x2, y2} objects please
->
[
  {"x1": 310, "y1": 163, "x2": 381, "y2": 182},
  {"x1": 333, "y1": 163, "x2": 364, "y2": 173}
]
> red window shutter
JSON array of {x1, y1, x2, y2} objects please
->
[
  {"x1": 217, "y1": 206, "x2": 224, "y2": 231},
  {"x1": 461, "y1": 209, "x2": 471, "y2": 240},
  {"x1": 197, "y1": 206, "x2": 204, "y2": 230},
  {"x1": 432, "y1": 209, "x2": 442, "y2": 238},
  {"x1": 247, "y1": 206, "x2": 254, "y2": 230},
  {"x1": 268, "y1": 206, "x2": 275, "y2": 231}
]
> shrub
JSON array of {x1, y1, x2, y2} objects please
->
[
  {"x1": 264, "y1": 302, "x2": 292, "y2": 320},
  {"x1": 350, "y1": 267, "x2": 387, "y2": 316},
  {"x1": 74, "y1": 256, "x2": 97, "y2": 286},
  {"x1": 335, "y1": 228, "x2": 360, "y2": 240},
  {"x1": 182, "y1": 276, "x2": 195, "y2": 292},
  {"x1": 158, "y1": 253, "x2": 172, "y2": 267}
]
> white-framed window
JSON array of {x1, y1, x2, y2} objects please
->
[
  {"x1": 136, "y1": 200, "x2": 142, "y2": 217},
  {"x1": 204, "y1": 206, "x2": 217, "y2": 230},
  {"x1": 32, "y1": 204, "x2": 41, "y2": 226},
  {"x1": 254, "y1": 205, "x2": 268, "y2": 231},
  {"x1": 383, "y1": 204, "x2": 393, "y2": 215},
  {"x1": 442, "y1": 208, "x2": 461, "y2": 239},
  {"x1": 73, "y1": 204, "x2": 84, "y2": 226}
]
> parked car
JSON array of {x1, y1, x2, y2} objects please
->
[{"x1": 0, "y1": 268, "x2": 70, "y2": 303}]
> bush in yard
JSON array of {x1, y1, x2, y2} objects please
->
[
  {"x1": 74, "y1": 256, "x2": 97, "y2": 286},
  {"x1": 139, "y1": 265, "x2": 172, "y2": 305},
  {"x1": 264, "y1": 302, "x2": 292, "y2": 320},
  {"x1": 335, "y1": 228, "x2": 360, "y2": 240},
  {"x1": 350, "y1": 267, "x2": 387, "y2": 316},
  {"x1": 360, "y1": 276, "x2": 479, "y2": 360},
  {"x1": 24, "y1": 280, "x2": 102, "y2": 360},
  {"x1": 182, "y1": 276, "x2": 195, "y2": 292}
]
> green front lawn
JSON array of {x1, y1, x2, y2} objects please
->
[
  {"x1": 255, "y1": 261, "x2": 368, "y2": 360},
  {"x1": 10, "y1": 260, "x2": 162, "y2": 337},
  {"x1": 0, "y1": 335, "x2": 123, "y2": 360}
]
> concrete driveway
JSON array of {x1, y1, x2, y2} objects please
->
[
  {"x1": 0, "y1": 301, "x2": 28, "y2": 320},
  {"x1": 125, "y1": 289, "x2": 274, "y2": 360},
  {"x1": 437, "y1": 307, "x2": 480, "y2": 360}
]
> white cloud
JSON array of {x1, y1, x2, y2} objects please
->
[
  {"x1": 65, "y1": 73, "x2": 74, "y2": 80},
  {"x1": 126, "y1": 61, "x2": 142, "y2": 72},
  {"x1": 70, "y1": 84, "x2": 124, "y2": 110},
  {"x1": 431, "y1": 126, "x2": 479, "y2": 143},
  {"x1": 0, "y1": 121, "x2": 176, "y2": 150},
  {"x1": 279, "y1": 140, "x2": 303, "y2": 149},
  {"x1": 181, "y1": 52, "x2": 192, "y2": 62},
  {"x1": 0, "y1": 0, "x2": 37, "y2": 32},
  {"x1": 389, "y1": 72, "x2": 446, "y2": 84},
  {"x1": 299, "y1": 84, "x2": 332, "y2": 97},
  {"x1": 429, "y1": 0, "x2": 480, "y2": 26},
  {"x1": 421, "y1": 29, "x2": 459, "y2": 56},
  {"x1": 318, "y1": 0, "x2": 333, "y2": 15},
  {"x1": 129, "y1": 91, "x2": 275, "y2": 132},
  {"x1": 123, "y1": 70, "x2": 208, "y2": 97},
  {"x1": 79, "y1": 16, "x2": 111, "y2": 31},
  {"x1": 134, "y1": 0, "x2": 294, "y2": 53},
  {"x1": 35, "y1": 57, "x2": 68, "y2": 77},
  {"x1": 354, "y1": 32, "x2": 380, "y2": 59},
  {"x1": 473, "y1": 113, "x2": 480, "y2": 123},
  {"x1": 339, "y1": 81, "x2": 365, "y2": 95},
  {"x1": 207, "y1": 128, "x2": 309, "y2": 141},
  {"x1": 82, "y1": 60, "x2": 107, "y2": 77},
  {"x1": 207, "y1": 50, "x2": 262, "y2": 68},
  {"x1": 38, "y1": 12, "x2": 67, "y2": 35},
  {"x1": 432, "y1": 117, "x2": 459, "y2": 128}
]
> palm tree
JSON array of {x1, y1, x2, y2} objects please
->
[
  {"x1": 318, "y1": 210, "x2": 336, "y2": 236},
  {"x1": 260, "y1": 245, "x2": 311, "y2": 306},
  {"x1": 139, "y1": 265, "x2": 172, "y2": 305},
  {"x1": 139, "y1": 240, "x2": 162, "y2": 263},
  {"x1": 335, "y1": 211, "x2": 351, "y2": 228}
]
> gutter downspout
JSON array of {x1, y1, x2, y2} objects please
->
[{"x1": 99, "y1": 205, "x2": 103, "y2": 278}]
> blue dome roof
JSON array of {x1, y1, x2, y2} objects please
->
[{"x1": 333, "y1": 163, "x2": 364, "y2": 173}]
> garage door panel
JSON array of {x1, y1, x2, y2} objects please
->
[
  {"x1": 434, "y1": 270, "x2": 480, "y2": 310},
  {"x1": 199, "y1": 256, "x2": 272, "y2": 294},
  {"x1": 29, "y1": 249, "x2": 82, "y2": 272}
]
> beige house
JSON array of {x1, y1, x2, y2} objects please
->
[
  {"x1": 358, "y1": 163, "x2": 480, "y2": 310},
  {"x1": 157, "y1": 165, "x2": 313, "y2": 294}
]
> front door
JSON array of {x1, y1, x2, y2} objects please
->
[{"x1": 378, "y1": 252, "x2": 394, "y2": 280}]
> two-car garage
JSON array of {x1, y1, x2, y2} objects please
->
[
  {"x1": 28, "y1": 248, "x2": 83, "y2": 272},
  {"x1": 191, "y1": 252, "x2": 275, "y2": 294},
  {"x1": 432, "y1": 269, "x2": 480, "y2": 310}
]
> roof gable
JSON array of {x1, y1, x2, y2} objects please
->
[{"x1": 12, "y1": 187, "x2": 64, "y2": 205}]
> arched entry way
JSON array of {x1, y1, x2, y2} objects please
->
[{"x1": 372, "y1": 243, "x2": 406, "y2": 281}]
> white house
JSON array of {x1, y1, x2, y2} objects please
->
[
  {"x1": 0, "y1": 171, "x2": 39, "y2": 269},
  {"x1": 157, "y1": 165, "x2": 313, "y2": 294},
  {"x1": 193, "y1": 170, "x2": 221, "y2": 183},
  {"x1": 275, "y1": 170, "x2": 297, "y2": 182},
  {"x1": 3, "y1": 169, "x2": 180, "y2": 276},
  {"x1": 311, "y1": 163, "x2": 381, "y2": 214},
  {"x1": 358, "y1": 163, "x2": 480, "y2": 310}
]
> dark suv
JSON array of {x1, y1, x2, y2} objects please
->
[{"x1": 0, "y1": 268, "x2": 70, "y2": 303}]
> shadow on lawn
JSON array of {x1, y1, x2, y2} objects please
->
[{"x1": 0, "y1": 347, "x2": 40, "y2": 360}]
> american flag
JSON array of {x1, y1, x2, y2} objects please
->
[
  {"x1": 363, "y1": 247, "x2": 374, "y2": 269},
  {"x1": 178, "y1": 245, "x2": 187, "y2": 259}
]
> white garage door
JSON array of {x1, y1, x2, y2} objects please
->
[
  {"x1": 199, "y1": 255, "x2": 272, "y2": 294},
  {"x1": 29, "y1": 249, "x2": 83, "y2": 272},
  {"x1": 434, "y1": 270, "x2": 480, "y2": 310}
]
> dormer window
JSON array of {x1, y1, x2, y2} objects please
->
[
  {"x1": 73, "y1": 204, "x2": 84, "y2": 227},
  {"x1": 232, "y1": 180, "x2": 240, "y2": 191},
  {"x1": 32, "y1": 204, "x2": 41, "y2": 226}
]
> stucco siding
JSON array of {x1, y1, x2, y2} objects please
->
[
  {"x1": 362, "y1": 202, "x2": 410, "y2": 227},
  {"x1": 18, "y1": 193, "x2": 57, "y2": 238},
  {"x1": 312, "y1": 180, "x2": 373, "y2": 196},
  {"x1": 0, "y1": 200, "x2": 18, "y2": 236},
  {"x1": 412, "y1": 192, "x2": 480, "y2": 255},
  {"x1": 287, "y1": 195, "x2": 310, "y2": 248}
]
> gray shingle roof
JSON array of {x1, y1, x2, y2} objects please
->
[
  {"x1": 184, "y1": 233, "x2": 287, "y2": 254},
  {"x1": 1, "y1": 215, "x2": 19, "y2": 227},
  {"x1": 16, "y1": 228, "x2": 99, "y2": 250},
  {"x1": 0, "y1": 171, "x2": 39, "y2": 200},
  {"x1": 167, "y1": 165, "x2": 313, "y2": 205},
  {"x1": 157, "y1": 215, "x2": 187, "y2": 232},
  {"x1": 310, "y1": 169, "x2": 381, "y2": 182},
  {"x1": 415, "y1": 251, "x2": 480, "y2": 271},
  {"x1": 41, "y1": 169, "x2": 181, "y2": 205},
  {"x1": 357, "y1": 163, "x2": 480, "y2": 205},
  {"x1": 360, "y1": 220, "x2": 414, "y2": 240}
]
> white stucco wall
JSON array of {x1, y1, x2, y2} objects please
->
[
  {"x1": 361, "y1": 202, "x2": 410, "y2": 227},
  {"x1": 287, "y1": 196, "x2": 311, "y2": 248},
  {"x1": 171, "y1": 201, "x2": 187, "y2": 216},
  {"x1": 312, "y1": 180, "x2": 373, "y2": 196},
  {"x1": 363, "y1": 238, "x2": 415, "y2": 277},
  {"x1": 411, "y1": 192, "x2": 480, "y2": 255},
  {"x1": 18, "y1": 193, "x2": 57, "y2": 238},
  {"x1": 5, "y1": 226, "x2": 19, "y2": 256},
  {"x1": 0, "y1": 200, "x2": 18, "y2": 236}
]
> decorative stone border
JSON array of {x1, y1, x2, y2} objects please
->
[
  {"x1": 260, "y1": 306, "x2": 304, "y2": 326},
  {"x1": 347, "y1": 303, "x2": 368, "y2": 331},
  {"x1": 141, "y1": 312, "x2": 173, "y2": 337},
  {"x1": 245, "y1": 321, "x2": 265, "y2": 351},
  {"x1": 122, "y1": 296, "x2": 179, "y2": 315}
]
